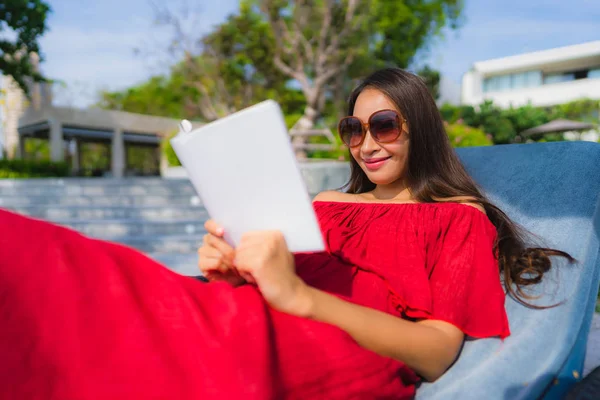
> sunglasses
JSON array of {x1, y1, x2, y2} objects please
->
[{"x1": 338, "y1": 109, "x2": 406, "y2": 148}]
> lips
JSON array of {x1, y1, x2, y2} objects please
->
[{"x1": 363, "y1": 156, "x2": 391, "y2": 171}]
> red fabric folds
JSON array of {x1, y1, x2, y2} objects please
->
[
  {"x1": 0, "y1": 209, "x2": 415, "y2": 400},
  {"x1": 0, "y1": 201, "x2": 509, "y2": 399},
  {"x1": 310, "y1": 201, "x2": 510, "y2": 339}
]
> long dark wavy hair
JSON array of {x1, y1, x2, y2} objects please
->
[{"x1": 344, "y1": 67, "x2": 574, "y2": 308}]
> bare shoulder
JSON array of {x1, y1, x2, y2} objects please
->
[
  {"x1": 312, "y1": 190, "x2": 352, "y2": 203},
  {"x1": 437, "y1": 196, "x2": 486, "y2": 215}
]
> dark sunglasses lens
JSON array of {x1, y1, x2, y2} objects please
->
[
  {"x1": 339, "y1": 118, "x2": 363, "y2": 147},
  {"x1": 370, "y1": 111, "x2": 401, "y2": 142}
]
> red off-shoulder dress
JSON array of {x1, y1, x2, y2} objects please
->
[{"x1": 0, "y1": 202, "x2": 509, "y2": 400}]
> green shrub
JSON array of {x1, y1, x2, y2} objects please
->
[
  {"x1": 445, "y1": 123, "x2": 493, "y2": 148},
  {"x1": 439, "y1": 99, "x2": 599, "y2": 144},
  {"x1": 285, "y1": 113, "x2": 304, "y2": 129},
  {"x1": 161, "y1": 130, "x2": 182, "y2": 167},
  {"x1": 0, "y1": 159, "x2": 69, "y2": 178}
]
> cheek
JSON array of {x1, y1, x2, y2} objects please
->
[
  {"x1": 349, "y1": 147, "x2": 361, "y2": 162},
  {"x1": 384, "y1": 142, "x2": 409, "y2": 159}
]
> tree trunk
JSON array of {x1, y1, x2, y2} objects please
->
[
  {"x1": 293, "y1": 105, "x2": 318, "y2": 160},
  {"x1": 333, "y1": 73, "x2": 349, "y2": 121}
]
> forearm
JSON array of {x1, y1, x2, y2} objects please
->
[{"x1": 302, "y1": 285, "x2": 463, "y2": 381}]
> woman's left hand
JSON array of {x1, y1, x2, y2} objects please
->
[{"x1": 234, "y1": 231, "x2": 312, "y2": 317}]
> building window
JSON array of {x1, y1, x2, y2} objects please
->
[
  {"x1": 483, "y1": 70, "x2": 542, "y2": 93},
  {"x1": 543, "y1": 72, "x2": 575, "y2": 84},
  {"x1": 482, "y1": 65, "x2": 600, "y2": 93},
  {"x1": 512, "y1": 71, "x2": 542, "y2": 89},
  {"x1": 483, "y1": 75, "x2": 509, "y2": 93}
]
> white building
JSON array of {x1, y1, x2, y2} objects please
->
[{"x1": 462, "y1": 41, "x2": 600, "y2": 108}]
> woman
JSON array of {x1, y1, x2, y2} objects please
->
[
  {"x1": 196, "y1": 68, "x2": 572, "y2": 395},
  {"x1": 0, "y1": 68, "x2": 569, "y2": 400}
]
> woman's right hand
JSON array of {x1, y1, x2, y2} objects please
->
[{"x1": 197, "y1": 220, "x2": 246, "y2": 286}]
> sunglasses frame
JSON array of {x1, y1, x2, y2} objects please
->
[{"x1": 338, "y1": 109, "x2": 407, "y2": 148}]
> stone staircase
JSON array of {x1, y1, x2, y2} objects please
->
[
  {"x1": 0, "y1": 163, "x2": 351, "y2": 275},
  {"x1": 0, "y1": 178, "x2": 208, "y2": 276}
]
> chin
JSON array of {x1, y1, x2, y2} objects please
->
[{"x1": 361, "y1": 169, "x2": 402, "y2": 186}]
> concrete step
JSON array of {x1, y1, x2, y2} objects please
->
[
  {"x1": 0, "y1": 184, "x2": 197, "y2": 196},
  {"x1": 6, "y1": 205, "x2": 209, "y2": 221},
  {"x1": 0, "y1": 177, "x2": 191, "y2": 187},
  {"x1": 148, "y1": 253, "x2": 199, "y2": 276},
  {"x1": 54, "y1": 219, "x2": 207, "y2": 237},
  {"x1": 0, "y1": 194, "x2": 204, "y2": 207},
  {"x1": 116, "y1": 234, "x2": 203, "y2": 254},
  {"x1": 0, "y1": 178, "x2": 196, "y2": 196}
]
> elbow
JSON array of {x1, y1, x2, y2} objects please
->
[
  {"x1": 412, "y1": 320, "x2": 464, "y2": 382},
  {"x1": 421, "y1": 364, "x2": 449, "y2": 383},
  {"x1": 419, "y1": 348, "x2": 460, "y2": 382}
]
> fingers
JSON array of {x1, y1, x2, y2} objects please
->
[
  {"x1": 198, "y1": 245, "x2": 229, "y2": 273},
  {"x1": 205, "y1": 270, "x2": 248, "y2": 287},
  {"x1": 198, "y1": 244, "x2": 222, "y2": 260},
  {"x1": 204, "y1": 219, "x2": 224, "y2": 237},
  {"x1": 203, "y1": 233, "x2": 235, "y2": 261},
  {"x1": 231, "y1": 254, "x2": 257, "y2": 285},
  {"x1": 198, "y1": 256, "x2": 224, "y2": 273}
]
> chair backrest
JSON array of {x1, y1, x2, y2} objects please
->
[{"x1": 416, "y1": 142, "x2": 600, "y2": 400}]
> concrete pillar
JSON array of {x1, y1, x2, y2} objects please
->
[
  {"x1": 49, "y1": 118, "x2": 64, "y2": 162},
  {"x1": 111, "y1": 128, "x2": 125, "y2": 178},
  {"x1": 71, "y1": 139, "x2": 80, "y2": 172}
]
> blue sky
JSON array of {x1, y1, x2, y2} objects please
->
[{"x1": 39, "y1": 0, "x2": 600, "y2": 107}]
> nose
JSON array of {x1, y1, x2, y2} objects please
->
[{"x1": 360, "y1": 129, "x2": 379, "y2": 155}]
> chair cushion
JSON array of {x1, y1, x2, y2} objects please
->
[{"x1": 417, "y1": 142, "x2": 600, "y2": 400}]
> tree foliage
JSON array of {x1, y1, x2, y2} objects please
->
[
  {"x1": 363, "y1": 0, "x2": 463, "y2": 70},
  {"x1": 101, "y1": 1, "x2": 462, "y2": 121},
  {"x1": 0, "y1": 0, "x2": 51, "y2": 94},
  {"x1": 445, "y1": 122, "x2": 492, "y2": 147},
  {"x1": 417, "y1": 65, "x2": 441, "y2": 101},
  {"x1": 440, "y1": 98, "x2": 599, "y2": 144},
  {"x1": 98, "y1": 75, "x2": 190, "y2": 118},
  {"x1": 102, "y1": 0, "x2": 464, "y2": 159}
]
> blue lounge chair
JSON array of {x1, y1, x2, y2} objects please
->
[{"x1": 417, "y1": 141, "x2": 600, "y2": 399}]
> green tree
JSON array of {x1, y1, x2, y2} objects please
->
[
  {"x1": 367, "y1": 0, "x2": 463, "y2": 69},
  {"x1": 103, "y1": 2, "x2": 302, "y2": 122},
  {"x1": 503, "y1": 103, "x2": 550, "y2": 136},
  {"x1": 144, "y1": 1, "x2": 302, "y2": 121},
  {"x1": 330, "y1": 0, "x2": 462, "y2": 114},
  {"x1": 98, "y1": 75, "x2": 190, "y2": 118},
  {"x1": 252, "y1": 0, "x2": 464, "y2": 156},
  {"x1": 417, "y1": 65, "x2": 441, "y2": 101},
  {"x1": 445, "y1": 122, "x2": 492, "y2": 147},
  {"x1": 0, "y1": 0, "x2": 51, "y2": 94},
  {"x1": 549, "y1": 99, "x2": 600, "y2": 122},
  {"x1": 461, "y1": 100, "x2": 515, "y2": 144},
  {"x1": 105, "y1": 0, "x2": 464, "y2": 159}
]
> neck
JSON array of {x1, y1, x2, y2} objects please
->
[{"x1": 371, "y1": 180, "x2": 412, "y2": 201}]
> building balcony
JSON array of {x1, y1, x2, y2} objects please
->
[{"x1": 463, "y1": 76, "x2": 600, "y2": 108}]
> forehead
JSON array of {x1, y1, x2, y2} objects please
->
[{"x1": 353, "y1": 88, "x2": 399, "y2": 119}]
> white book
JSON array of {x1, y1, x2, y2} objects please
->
[{"x1": 170, "y1": 100, "x2": 325, "y2": 253}]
